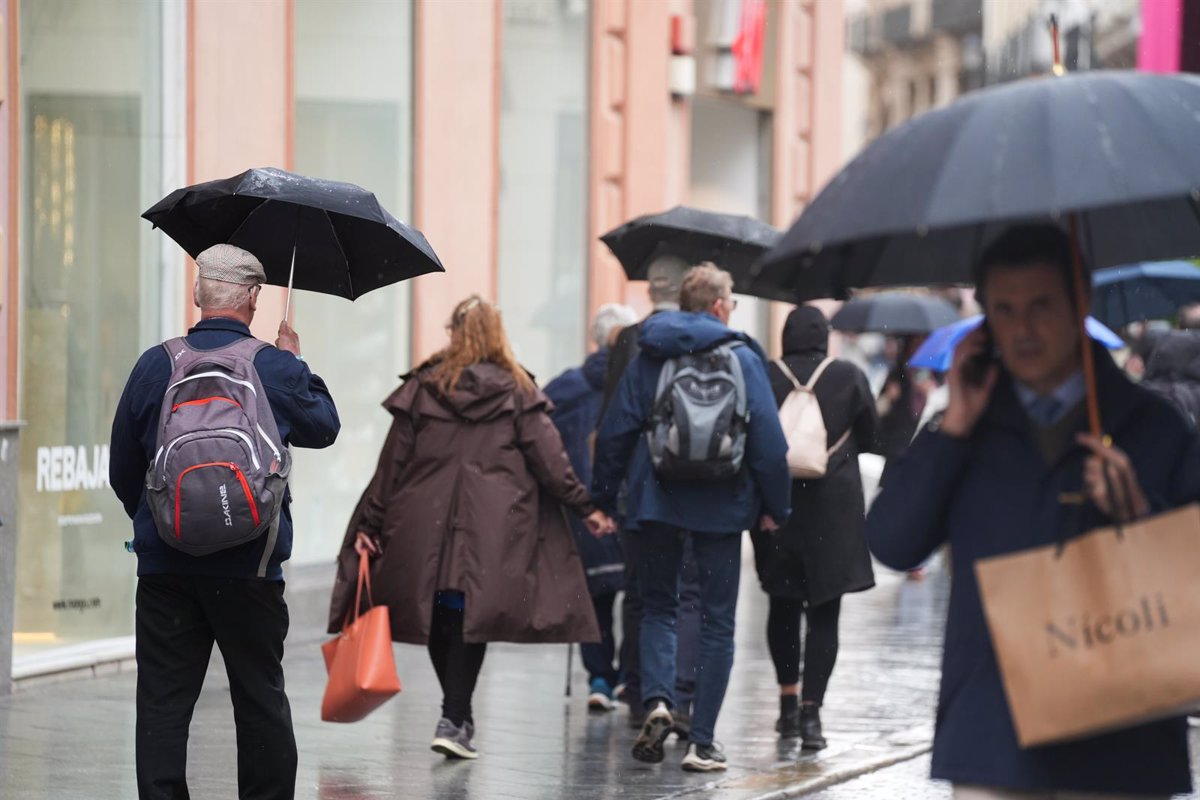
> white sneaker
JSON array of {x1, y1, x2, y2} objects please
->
[
  {"x1": 631, "y1": 701, "x2": 674, "y2": 764},
  {"x1": 681, "y1": 742, "x2": 727, "y2": 773}
]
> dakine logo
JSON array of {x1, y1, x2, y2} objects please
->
[
  {"x1": 1045, "y1": 594, "x2": 1170, "y2": 658},
  {"x1": 219, "y1": 484, "x2": 233, "y2": 527}
]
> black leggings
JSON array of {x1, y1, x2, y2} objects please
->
[
  {"x1": 766, "y1": 595, "x2": 842, "y2": 705},
  {"x1": 427, "y1": 604, "x2": 487, "y2": 726}
]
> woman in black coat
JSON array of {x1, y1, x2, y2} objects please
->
[{"x1": 751, "y1": 306, "x2": 883, "y2": 750}]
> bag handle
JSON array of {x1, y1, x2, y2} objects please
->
[
  {"x1": 352, "y1": 551, "x2": 376, "y2": 623},
  {"x1": 773, "y1": 359, "x2": 802, "y2": 390}
]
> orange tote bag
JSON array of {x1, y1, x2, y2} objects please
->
[{"x1": 320, "y1": 552, "x2": 402, "y2": 723}]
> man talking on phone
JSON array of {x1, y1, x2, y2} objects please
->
[{"x1": 865, "y1": 224, "x2": 1200, "y2": 799}]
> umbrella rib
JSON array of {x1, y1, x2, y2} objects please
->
[{"x1": 326, "y1": 209, "x2": 355, "y2": 299}]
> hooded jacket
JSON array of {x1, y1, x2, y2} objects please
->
[
  {"x1": 591, "y1": 311, "x2": 791, "y2": 534},
  {"x1": 751, "y1": 306, "x2": 883, "y2": 605},
  {"x1": 1142, "y1": 330, "x2": 1200, "y2": 428},
  {"x1": 866, "y1": 346, "x2": 1200, "y2": 794},
  {"x1": 328, "y1": 362, "x2": 600, "y2": 645},
  {"x1": 545, "y1": 349, "x2": 625, "y2": 596}
]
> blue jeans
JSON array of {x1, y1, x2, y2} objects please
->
[{"x1": 637, "y1": 525, "x2": 741, "y2": 746}]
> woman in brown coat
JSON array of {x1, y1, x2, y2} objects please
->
[{"x1": 328, "y1": 296, "x2": 613, "y2": 760}]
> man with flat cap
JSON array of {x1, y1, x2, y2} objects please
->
[{"x1": 110, "y1": 244, "x2": 340, "y2": 800}]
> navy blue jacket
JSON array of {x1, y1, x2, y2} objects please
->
[
  {"x1": 866, "y1": 348, "x2": 1200, "y2": 795},
  {"x1": 545, "y1": 349, "x2": 624, "y2": 596},
  {"x1": 109, "y1": 318, "x2": 341, "y2": 580},
  {"x1": 592, "y1": 311, "x2": 791, "y2": 534}
]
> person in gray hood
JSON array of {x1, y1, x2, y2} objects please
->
[{"x1": 1142, "y1": 330, "x2": 1200, "y2": 428}]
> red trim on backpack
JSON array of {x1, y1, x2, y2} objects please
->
[
  {"x1": 171, "y1": 396, "x2": 241, "y2": 413},
  {"x1": 174, "y1": 462, "x2": 260, "y2": 540}
]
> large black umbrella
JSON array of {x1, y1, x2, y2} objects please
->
[
  {"x1": 831, "y1": 292, "x2": 960, "y2": 336},
  {"x1": 752, "y1": 71, "x2": 1200, "y2": 303},
  {"x1": 757, "y1": 68, "x2": 1200, "y2": 437},
  {"x1": 601, "y1": 206, "x2": 782, "y2": 297},
  {"x1": 143, "y1": 167, "x2": 443, "y2": 312}
]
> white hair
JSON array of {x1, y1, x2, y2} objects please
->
[
  {"x1": 591, "y1": 303, "x2": 638, "y2": 349},
  {"x1": 195, "y1": 278, "x2": 256, "y2": 311}
]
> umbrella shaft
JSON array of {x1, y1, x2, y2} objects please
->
[{"x1": 283, "y1": 246, "x2": 296, "y2": 323}]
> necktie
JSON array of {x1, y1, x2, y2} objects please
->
[{"x1": 1027, "y1": 394, "x2": 1063, "y2": 428}]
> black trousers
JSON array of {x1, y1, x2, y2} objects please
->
[
  {"x1": 581, "y1": 591, "x2": 620, "y2": 686},
  {"x1": 766, "y1": 595, "x2": 843, "y2": 705},
  {"x1": 427, "y1": 604, "x2": 487, "y2": 726},
  {"x1": 136, "y1": 575, "x2": 296, "y2": 800}
]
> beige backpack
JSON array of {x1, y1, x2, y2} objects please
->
[{"x1": 774, "y1": 357, "x2": 850, "y2": 479}]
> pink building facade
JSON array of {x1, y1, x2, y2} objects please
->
[{"x1": 0, "y1": 0, "x2": 843, "y2": 681}]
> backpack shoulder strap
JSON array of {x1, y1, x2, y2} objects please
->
[
  {"x1": 804, "y1": 357, "x2": 836, "y2": 390},
  {"x1": 773, "y1": 358, "x2": 802, "y2": 390},
  {"x1": 218, "y1": 336, "x2": 271, "y2": 362}
]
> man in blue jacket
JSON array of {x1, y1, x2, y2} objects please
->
[
  {"x1": 545, "y1": 302, "x2": 636, "y2": 710},
  {"x1": 593, "y1": 264, "x2": 790, "y2": 773},
  {"x1": 867, "y1": 224, "x2": 1200, "y2": 798},
  {"x1": 110, "y1": 244, "x2": 340, "y2": 800}
]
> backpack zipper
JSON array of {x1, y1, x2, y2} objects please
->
[
  {"x1": 171, "y1": 396, "x2": 241, "y2": 413},
  {"x1": 174, "y1": 462, "x2": 260, "y2": 540},
  {"x1": 159, "y1": 428, "x2": 261, "y2": 472}
]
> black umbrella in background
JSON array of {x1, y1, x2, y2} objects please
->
[
  {"x1": 601, "y1": 206, "x2": 782, "y2": 298},
  {"x1": 143, "y1": 167, "x2": 444, "y2": 317},
  {"x1": 832, "y1": 292, "x2": 960, "y2": 336}
]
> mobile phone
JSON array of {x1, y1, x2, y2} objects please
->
[{"x1": 962, "y1": 320, "x2": 998, "y2": 387}]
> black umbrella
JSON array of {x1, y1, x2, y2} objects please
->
[
  {"x1": 753, "y1": 71, "x2": 1200, "y2": 303},
  {"x1": 601, "y1": 206, "x2": 782, "y2": 297},
  {"x1": 831, "y1": 293, "x2": 960, "y2": 336},
  {"x1": 143, "y1": 167, "x2": 444, "y2": 315}
]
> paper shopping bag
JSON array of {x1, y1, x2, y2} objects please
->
[
  {"x1": 976, "y1": 504, "x2": 1200, "y2": 747},
  {"x1": 320, "y1": 553, "x2": 401, "y2": 723}
]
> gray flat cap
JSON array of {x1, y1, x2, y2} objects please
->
[{"x1": 196, "y1": 244, "x2": 266, "y2": 286}]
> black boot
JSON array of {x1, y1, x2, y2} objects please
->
[
  {"x1": 799, "y1": 703, "x2": 827, "y2": 751},
  {"x1": 776, "y1": 694, "x2": 801, "y2": 738}
]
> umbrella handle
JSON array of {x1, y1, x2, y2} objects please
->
[
  {"x1": 283, "y1": 244, "x2": 296, "y2": 324},
  {"x1": 1068, "y1": 215, "x2": 1102, "y2": 438}
]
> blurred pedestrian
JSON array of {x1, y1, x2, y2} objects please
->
[
  {"x1": 1141, "y1": 330, "x2": 1200, "y2": 428},
  {"x1": 331, "y1": 296, "x2": 614, "y2": 760},
  {"x1": 1181, "y1": 302, "x2": 1200, "y2": 330},
  {"x1": 751, "y1": 306, "x2": 883, "y2": 750},
  {"x1": 866, "y1": 224, "x2": 1200, "y2": 798},
  {"x1": 110, "y1": 244, "x2": 341, "y2": 800},
  {"x1": 545, "y1": 302, "x2": 637, "y2": 710},
  {"x1": 594, "y1": 265, "x2": 790, "y2": 773},
  {"x1": 600, "y1": 254, "x2": 703, "y2": 736}
]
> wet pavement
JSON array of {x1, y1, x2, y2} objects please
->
[{"x1": 2, "y1": 544, "x2": 952, "y2": 798}]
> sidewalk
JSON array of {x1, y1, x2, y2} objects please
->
[{"x1": 0, "y1": 542, "x2": 948, "y2": 799}]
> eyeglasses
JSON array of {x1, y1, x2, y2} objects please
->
[{"x1": 724, "y1": 296, "x2": 739, "y2": 310}]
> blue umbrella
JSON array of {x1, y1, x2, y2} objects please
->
[
  {"x1": 908, "y1": 315, "x2": 1124, "y2": 373},
  {"x1": 1091, "y1": 261, "x2": 1200, "y2": 329}
]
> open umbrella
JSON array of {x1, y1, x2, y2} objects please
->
[
  {"x1": 1091, "y1": 261, "x2": 1200, "y2": 329},
  {"x1": 754, "y1": 71, "x2": 1200, "y2": 303},
  {"x1": 909, "y1": 315, "x2": 1125, "y2": 374},
  {"x1": 143, "y1": 167, "x2": 444, "y2": 316},
  {"x1": 601, "y1": 206, "x2": 781, "y2": 297},
  {"x1": 759, "y1": 67, "x2": 1200, "y2": 436},
  {"x1": 831, "y1": 292, "x2": 959, "y2": 336}
]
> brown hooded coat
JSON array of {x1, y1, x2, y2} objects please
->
[{"x1": 327, "y1": 363, "x2": 601, "y2": 645}]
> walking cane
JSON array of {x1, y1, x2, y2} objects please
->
[{"x1": 565, "y1": 644, "x2": 573, "y2": 698}]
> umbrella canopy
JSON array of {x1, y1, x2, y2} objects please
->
[
  {"x1": 753, "y1": 71, "x2": 1200, "y2": 302},
  {"x1": 601, "y1": 206, "x2": 781, "y2": 297},
  {"x1": 1091, "y1": 261, "x2": 1200, "y2": 329},
  {"x1": 143, "y1": 167, "x2": 443, "y2": 301},
  {"x1": 907, "y1": 314, "x2": 1123, "y2": 374},
  {"x1": 909, "y1": 315, "x2": 1125, "y2": 373},
  {"x1": 831, "y1": 292, "x2": 960, "y2": 336}
]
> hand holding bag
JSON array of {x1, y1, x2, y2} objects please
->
[{"x1": 320, "y1": 551, "x2": 402, "y2": 723}]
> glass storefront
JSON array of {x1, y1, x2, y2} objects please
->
[
  {"x1": 14, "y1": 0, "x2": 171, "y2": 655},
  {"x1": 288, "y1": 0, "x2": 414, "y2": 566},
  {"x1": 497, "y1": 0, "x2": 590, "y2": 384}
]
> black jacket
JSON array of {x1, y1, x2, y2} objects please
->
[
  {"x1": 751, "y1": 306, "x2": 883, "y2": 606},
  {"x1": 1142, "y1": 330, "x2": 1200, "y2": 428}
]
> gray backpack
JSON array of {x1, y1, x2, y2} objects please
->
[
  {"x1": 145, "y1": 337, "x2": 290, "y2": 572},
  {"x1": 647, "y1": 343, "x2": 749, "y2": 481}
]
